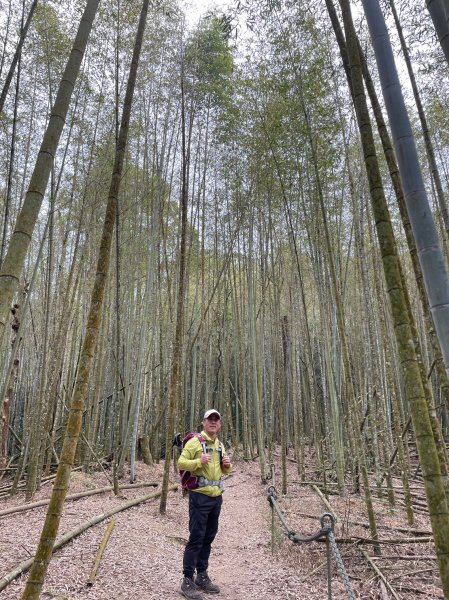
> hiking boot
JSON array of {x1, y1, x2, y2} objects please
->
[
  {"x1": 195, "y1": 572, "x2": 220, "y2": 594},
  {"x1": 180, "y1": 576, "x2": 204, "y2": 600}
]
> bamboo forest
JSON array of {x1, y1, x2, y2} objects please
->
[{"x1": 1, "y1": 0, "x2": 449, "y2": 598}]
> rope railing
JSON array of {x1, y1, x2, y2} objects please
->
[{"x1": 267, "y1": 464, "x2": 356, "y2": 600}]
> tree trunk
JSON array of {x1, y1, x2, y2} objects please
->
[
  {"x1": 426, "y1": 0, "x2": 449, "y2": 67},
  {"x1": 0, "y1": 0, "x2": 100, "y2": 349},
  {"x1": 21, "y1": 2, "x2": 149, "y2": 596},
  {"x1": 0, "y1": 0, "x2": 38, "y2": 115},
  {"x1": 159, "y1": 72, "x2": 191, "y2": 514},
  {"x1": 340, "y1": 0, "x2": 449, "y2": 591}
]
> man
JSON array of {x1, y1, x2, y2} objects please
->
[{"x1": 179, "y1": 409, "x2": 232, "y2": 599}]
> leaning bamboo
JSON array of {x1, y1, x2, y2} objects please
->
[
  {"x1": 0, "y1": 0, "x2": 100, "y2": 346},
  {"x1": 0, "y1": 0, "x2": 38, "y2": 115},
  {"x1": 426, "y1": 0, "x2": 449, "y2": 67},
  {"x1": 311, "y1": 485, "x2": 337, "y2": 522},
  {"x1": 0, "y1": 482, "x2": 158, "y2": 517},
  {"x1": 360, "y1": 549, "x2": 401, "y2": 600},
  {"x1": 21, "y1": 2, "x2": 150, "y2": 597},
  {"x1": 87, "y1": 519, "x2": 116, "y2": 586},
  {"x1": 0, "y1": 484, "x2": 177, "y2": 593}
]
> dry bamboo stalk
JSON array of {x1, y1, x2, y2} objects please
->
[
  {"x1": 379, "y1": 580, "x2": 389, "y2": 600},
  {"x1": 293, "y1": 510, "x2": 432, "y2": 536},
  {"x1": 323, "y1": 536, "x2": 434, "y2": 545},
  {"x1": 0, "y1": 482, "x2": 158, "y2": 517},
  {"x1": 0, "y1": 484, "x2": 177, "y2": 592},
  {"x1": 359, "y1": 536, "x2": 433, "y2": 544},
  {"x1": 360, "y1": 549, "x2": 401, "y2": 600},
  {"x1": 87, "y1": 519, "x2": 116, "y2": 586},
  {"x1": 0, "y1": 465, "x2": 84, "y2": 497},
  {"x1": 370, "y1": 555, "x2": 437, "y2": 561},
  {"x1": 389, "y1": 567, "x2": 435, "y2": 581},
  {"x1": 311, "y1": 484, "x2": 337, "y2": 521}
]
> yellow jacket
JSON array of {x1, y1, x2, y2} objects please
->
[{"x1": 178, "y1": 431, "x2": 232, "y2": 497}]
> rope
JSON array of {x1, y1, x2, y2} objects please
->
[
  {"x1": 268, "y1": 486, "x2": 328, "y2": 542},
  {"x1": 328, "y1": 530, "x2": 356, "y2": 600},
  {"x1": 267, "y1": 479, "x2": 356, "y2": 600}
]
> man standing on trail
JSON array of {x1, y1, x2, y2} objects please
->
[{"x1": 179, "y1": 409, "x2": 232, "y2": 599}]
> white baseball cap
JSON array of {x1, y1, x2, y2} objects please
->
[{"x1": 203, "y1": 409, "x2": 221, "y2": 420}]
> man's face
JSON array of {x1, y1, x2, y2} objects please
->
[{"x1": 203, "y1": 415, "x2": 221, "y2": 438}]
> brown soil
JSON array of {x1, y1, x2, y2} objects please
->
[{"x1": 0, "y1": 456, "x2": 442, "y2": 599}]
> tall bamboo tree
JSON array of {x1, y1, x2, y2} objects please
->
[
  {"x1": 339, "y1": 0, "x2": 449, "y2": 592},
  {"x1": 159, "y1": 66, "x2": 190, "y2": 514},
  {"x1": 362, "y1": 0, "x2": 449, "y2": 379},
  {"x1": 0, "y1": 0, "x2": 100, "y2": 349},
  {"x1": 389, "y1": 0, "x2": 449, "y2": 240},
  {"x1": 21, "y1": 1, "x2": 150, "y2": 596},
  {"x1": 0, "y1": 0, "x2": 38, "y2": 115},
  {"x1": 426, "y1": 0, "x2": 449, "y2": 67}
]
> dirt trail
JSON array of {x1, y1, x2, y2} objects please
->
[
  {"x1": 206, "y1": 464, "x2": 277, "y2": 599},
  {"x1": 0, "y1": 460, "x2": 323, "y2": 600},
  {"x1": 0, "y1": 458, "x2": 438, "y2": 599}
]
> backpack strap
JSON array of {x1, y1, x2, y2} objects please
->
[
  {"x1": 195, "y1": 434, "x2": 207, "y2": 455},
  {"x1": 184, "y1": 432, "x2": 223, "y2": 462},
  {"x1": 217, "y1": 440, "x2": 224, "y2": 464}
]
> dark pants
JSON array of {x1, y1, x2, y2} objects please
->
[{"x1": 183, "y1": 492, "x2": 223, "y2": 579}]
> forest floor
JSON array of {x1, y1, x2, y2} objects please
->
[{"x1": 0, "y1": 452, "x2": 443, "y2": 600}]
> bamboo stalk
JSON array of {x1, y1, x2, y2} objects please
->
[
  {"x1": 0, "y1": 482, "x2": 158, "y2": 517},
  {"x1": 87, "y1": 519, "x2": 116, "y2": 586},
  {"x1": 360, "y1": 549, "x2": 401, "y2": 600},
  {"x1": 0, "y1": 484, "x2": 177, "y2": 592},
  {"x1": 311, "y1": 484, "x2": 337, "y2": 521}
]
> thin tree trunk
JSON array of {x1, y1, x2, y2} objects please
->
[
  {"x1": 248, "y1": 206, "x2": 267, "y2": 482},
  {"x1": 0, "y1": 0, "x2": 100, "y2": 348},
  {"x1": 281, "y1": 316, "x2": 290, "y2": 495},
  {"x1": 25, "y1": 190, "x2": 54, "y2": 500},
  {"x1": 0, "y1": 0, "x2": 38, "y2": 115},
  {"x1": 159, "y1": 71, "x2": 191, "y2": 514},
  {"x1": 426, "y1": 0, "x2": 449, "y2": 67},
  {"x1": 340, "y1": 0, "x2": 449, "y2": 592},
  {"x1": 389, "y1": 0, "x2": 449, "y2": 240},
  {"x1": 0, "y1": 43, "x2": 21, "y2": 267},
  {"x1": 0, "y1": 299, "x2": 20, "y2": 470},
  {"x1": 21, "y1": 2, "x2": 149, "y2": 596}
]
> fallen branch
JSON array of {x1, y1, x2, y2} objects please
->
[
  {"x1": 360, "y1": 549, "x2": 401, "y2": 600},
  {"x1": 394, "y1": 585, "x2": 442, "y2": 597},
  {"x1": 0, "y1": 466, "x2": 83, "y2": 498},
  {"x1": 293, "y1": 510, "x2": 431, "y2": 537},
  {"x1": 0, "y1": 483, "x2": 177, "y2": 592},
  {"x1": 0, "y1": 482, "x2": 158, "y2": 517},
  {"x1": 87, "y1": 519, "x2": 116, "y2": 586},
  {"x1": 370, "y1": 555, "x2": 437, "y2": 561},
  {"x1": 389, "y1": 567, "x2": 435, "y2": 581},
  {"x1": 311, "y1": 484, "x2": 337, "y2": 521},
  {"x1": 317, "y1": 535, "x2": 434, "y2": 545}
]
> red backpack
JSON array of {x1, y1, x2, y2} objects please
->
[{"x1": 173, "y1": 432, "x2": 223, "y2": 492}]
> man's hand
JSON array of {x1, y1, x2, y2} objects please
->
[
  {"x1": 200, "y1": 453, "x2": 212, "y2": 464},
  {"x1": 222, "y1": 456, "x2": 231, "y2": 468}
]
